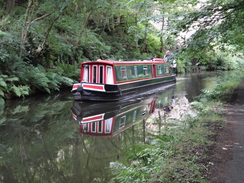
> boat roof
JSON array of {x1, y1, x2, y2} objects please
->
[{"x1": 82, "y1": 59, "x2": 166, "y2": 66}]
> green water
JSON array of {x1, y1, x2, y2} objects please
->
[{"x1": 0, "y1": 72, "x2": 217, "y2": 183}]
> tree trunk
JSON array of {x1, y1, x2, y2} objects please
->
[
  {"x1": 19, "y1": 0, "x2": 52, "y2": 57},
  {"x1": 19, "y1": 0, "x2": 34, "y2": 57},
  {"x1": 6, "y1": 0, "x2": 15, "y2": 14},
  {"x1": 160, "y1": 16, "x2": 165, "y2": 53},
  {"x1": 135, "y1": 15, "x2": 138, "y2": 49},
  {"x1": 76, "y1": 10, "x2": 94, "y2": 46},
  {"x1": 140, "y1": 21, "x2": 149, "y2": 53},
  {"x1": 36, "y1": 15, "x2": 60, "y2": 54}
]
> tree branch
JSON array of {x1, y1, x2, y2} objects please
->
[{"x1": 29, "y1": 13, "x2": 52, "y2": 25}]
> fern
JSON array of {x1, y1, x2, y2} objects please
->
[
  {"x1": 0, "y1": 89, "x2": 4, "y2": 97},
  {"x1": 0, "y1": 75, "x2": 30, "y2": 98},
  {"x1": 1, "y1": 62, "x2": 74, "y2": 96},
  {"x1": 54, "y1": 62, "x2": 79, "y2": 78},
  {"x1": 46, "y1": 72, "x2": 61, "y2": 90},
  {"x1": 0, "y1": 97, "x2": 4, "y2": 110},
  {"x1": 60, "y1": 76, "x2": 74, "y2": 86},
  {"x1": 10, "y1": 85, "x2": 30, "y2": 97},
  {"x1": 0, "y1": 77, "x2": 7, "y2": 88},
  {"x1": 5, "y1": 76, "x2": 19, "y2": 82}
]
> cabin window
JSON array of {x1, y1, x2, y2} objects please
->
[
  {"x1": 127, "y1": 68, "x2": 132, "y2": 77},
  {"x1": 157, "y1": 65, "x2": 162, "y2": 74},
  {"x1": 134, "y1": 66, "x2": 138, "y2": 76},
  {"x1": 119, "y1": 116, "x2": 126, "y2": 129},
  {"x1": 93, "y1": 66, "x2": 97, "y2": 83},
  {"x1": 83, "y1": 65, "x2": 89, "y2": 82},
  {"x1": 106, "y1": 66, "x2": 114, "y2": 84},
  {"x1": 98, "y1": 121, "x2": 103, "y2": 133},
  {"x1": 143, "y1": 66, "x2": 148, "y2": 76},
  {"x1": 157, "y1": 100, "x2": 162, "y2": 108},
  {"x1": 105, "y1": 118, "x2": 113, "y2": 133},
  {"x1": 82, "y1": 123, "x2": 88, "y2": 132},
  {"x1": 121, "y1": 67, "x2": 127, "y2": 79},
  {"x1": 99, "y1": 66, "x2": 104, "y2": 83},
  {"x1": 91, "y1": 122, "x2": 96, "y2": 132},
  {"x1": 165, "y1": 65, "x2": 169, "y2": 74},
  {"x1": 133, "y1": 111, "x2": 137, "y2": 122}
]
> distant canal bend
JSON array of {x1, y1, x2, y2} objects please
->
[{"x1": 0, "y1": 72, "x2": 217, "y2": 182}]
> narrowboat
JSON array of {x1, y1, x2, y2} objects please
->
[
  {"x1": 71, "y1": 58, "x2": 176, "y2": 101},
  {"x1": 71, "y1": 85, "x2": 175, "y2": 137}
]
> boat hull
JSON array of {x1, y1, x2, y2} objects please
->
[{"x1": 72, "y1": 74, "x2": 176, "y2": 101}]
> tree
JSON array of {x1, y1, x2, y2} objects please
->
[
  {"x1": 177, "y1": 0, "x2": 244, "y2": 52},
  {"x1": 6, "y1": 0, "x2": 15, "y2": 14},
  {"x1": 19, "y1": 0, "x2": 70, "y2": 58}
]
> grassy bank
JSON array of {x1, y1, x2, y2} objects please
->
[{"x1": 110, "y1": 71, "x2": 244, "y2": 183}]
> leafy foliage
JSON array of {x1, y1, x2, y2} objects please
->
[
  {"x1": 0, "y1": 75, "x2": 30, "y2": 98},
  {"x1": 110, "y1": 70, "x2": 244, "y2": 183},
  {"x1": 199, "y1": 71, "x2": 244, "y2": 101},
  {"x1": 110, "y1": 112, "x2": 215, "y2": 183},
  {"x1": 0, "y1": 0, "x2": 243, "y2": 100},
  {"x1": 177, "y1": 0, "x2": 244, "y2": 54}
]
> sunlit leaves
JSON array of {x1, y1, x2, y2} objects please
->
[{"x1": 178, "y1": 0, "x2": 244, "y2": 51}]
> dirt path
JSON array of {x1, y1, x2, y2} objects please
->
[{"x1": 209, "y1": 79, "x2": 244, "y2": 183}]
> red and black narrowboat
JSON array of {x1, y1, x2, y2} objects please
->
[
  {"x1": 71, "y1": 85, "x2": 176, "y2": 137},
  {"x1": 71, "y1": 59, "x2": 176, "y2": 101}
]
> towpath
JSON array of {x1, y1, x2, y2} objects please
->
[{"x1": 209, "y1": 78, "x2": 244, "y2": 183}]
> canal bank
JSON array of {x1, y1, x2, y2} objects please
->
[
  {"x1": 208, "y1": 79, "x2": 244, "y2": 183},
  {"x1": 0, "y1": 72, "x2": 242, "y2": 182}
]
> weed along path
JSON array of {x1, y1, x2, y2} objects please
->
[{"x1": 209, "y1": 78, "x2": 244, "y2": 183}]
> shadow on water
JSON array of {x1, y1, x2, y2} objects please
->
[
  {"x1": 72, "y1": 84, "x2": 176, "y2": 137},
  {"x1": 0, "y1": 72, "x2": 218, "y2": 183}
]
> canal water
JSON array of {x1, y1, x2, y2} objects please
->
[{"x1": 0, "y1": 72, "x2": 216, "y2": 183}]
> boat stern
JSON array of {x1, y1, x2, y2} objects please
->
[
  {"x1": 71, "y1": 83, "x2": 83, "y2": 100},
  {"x1": 71, "y1": 83, "x2": 80, "y2": 92},
  {"x1": 71, "y1": 82, "x2": 121, "y2": 101}
]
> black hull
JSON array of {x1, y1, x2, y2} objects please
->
[
  {"x1": 119, "y1": 75, "x2": 176, "y2": 98},
  {"x1": 72, "y1": 75, "x2": 176, "y2": 102}
]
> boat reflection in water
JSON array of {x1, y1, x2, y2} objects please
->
[{"x1": 72, "y1": 85, "x2": 176, "y2": 137}]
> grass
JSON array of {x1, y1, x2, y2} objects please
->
[{"x1": 110, "y1": 70, "x2": 244, "y2": 183}]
